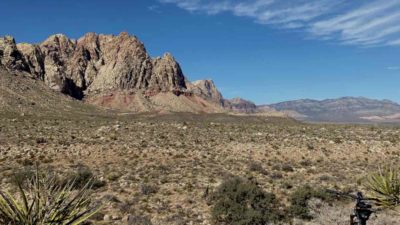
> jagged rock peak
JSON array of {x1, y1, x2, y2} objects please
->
[
  {"x1": 188, "y1": 79, "x2": 223, "y2": 104},
  {"x1": 0, "y1": 32, "x2": 188, "y2": 98},
  {"x1": 0, "y1": 35, "x2": 15, "y2": 44},
  {"x1": 0, "y1": 36, "x2": 30, "y2": 73}
]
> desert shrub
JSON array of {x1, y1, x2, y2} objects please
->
[
  {"x1": 288, "y1": 185, "x2": 334, "y2": 220},
  {"x1": 106, "y1": 172, "x2": 121, "y2": 181},
  {"x1": 281, "y1": 164, "x2": 294, "y2": 172},
  {"x1": 210, "y1": 177, "x2": 283, "y2": 225},
  {"x1": 366, "y1": 167, "x2": 400, "y2": 209},
  {"x1": 0, "y1": 169, "x2": 101, "y2": 225},
  {"x1": 35, "y1": 137, "x2": 47, "y2": 144},
  {"x1": 299, "y1": 160, "x2": 312, "y2": 167},
  {"x1": 63, "y1": 166, "x2": 106, "y2": 190},
  {"x1": 248, "y1": 161, "x2": 268, "y2": 175},
  {"x1": 125, "y1": 215, "x2": 153, "y2": 225},
  {"x1": 140, "y1": 184, "x2": 158, "y2": 195},
  {"x1": 270, "y1": 172, "x2": 283, "y2": 180}
]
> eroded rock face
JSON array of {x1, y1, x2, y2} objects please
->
[
  {"x1": 17, "y1": 43, "x2": 45, "y2": 79},
  {"x1": 188, "y1": 79, "x2": 223, "y2": 105},
  {"x1": 151, "y1": 53, "x2": 187, "y2": 92},
  {"x1": 0, "y1": 32, "x2": 187, "y2": 99},
  {"x1": 76, "y1": 32, "x2": 155, "y2": 93},
  {"x1": 0, "y1": 36, "x2": 30, "y2": 73}
]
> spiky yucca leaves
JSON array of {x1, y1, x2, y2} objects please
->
[
  {"x1": 0, "y1": 170, "x2": 102, "y2": 225},
  {"x1": 366, "y1": 167, "x2": 400, "y2": 209}
]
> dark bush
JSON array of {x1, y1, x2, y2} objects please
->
[
  {"x1": 248, "y1": 161, "x2": 268, "y2": 175},
  {"x1": 210, "y1": 177, "x2": 283, "y2": 225},
  {"x1": 140, "y1": 184, "x2": 158, "y2": 195},
  {"x1": 288, "y1": 185, "x2": 334, "y2": 220},
  {"x1": 126, "y1": 215, "x2": 153, "y2": 225},
  {"x1": 62, "y1": 166, "x2": 106, "y2": 190}
]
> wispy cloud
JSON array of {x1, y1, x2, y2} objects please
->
[
  {"x1": 148, "y1": 5, "x2": 162, "y2": 13},
  {"x1": 159, "y1": 0, "x2": 400, "y2": 47},
  {"x1": 387, "y1": 66, "x2": 400, "y2": 70}
]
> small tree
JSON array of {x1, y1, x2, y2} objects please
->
[
  {"x1": 366, "y1": 167, "x2": 400, "y2": 209},
  {"x1": 210, "y1": 177, "x2": 283, "y2": 225},
  {"x1": 0, "y1": 169, "x2": 101, "y2": 225}
]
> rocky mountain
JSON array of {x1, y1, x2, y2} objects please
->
[
  {"x1": 0, "y1": 32, "x2": 282, "y2": 116},
  {"x1": 268, "y1": 97, "x2": 400, "y2": 123},
  {"x1": 223, "y1": 98, "x2": 258, "y2": 113},
  {"x1": 187, "y1": 79, "x2": 224, "y2": 105},
  {"x1": 1, "y1": 32, "x2": 187, "y2": 97},
  {"x1": 0, "y1": 32, "x2": 238, "y2": 113}
]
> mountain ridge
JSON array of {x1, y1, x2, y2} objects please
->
[
  {"x1": 0, "y1": 32, "x2": 282, "y2": 116},
  {"x1": 267, "y1": 97, "x2": 400, "y2": 123},
  {"x1": 2, "y1": 32, "x2": 398, "y2": 122}
]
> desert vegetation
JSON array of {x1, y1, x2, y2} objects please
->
[{"x1": 0, "y1": 112, "x2": 400, "y2": 224}]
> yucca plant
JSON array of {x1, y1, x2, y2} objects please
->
[
  {"x1": 0, "y1": 169, "x2": 102, "y2": 225},
  {"x1": 366, "y1": 167, "x2": 400, "y2": 209}
]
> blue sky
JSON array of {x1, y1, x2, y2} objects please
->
[{"x1": 1, "y1": 0, "x2": 400, "y2": 104}]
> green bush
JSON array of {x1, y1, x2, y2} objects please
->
[
  {"x1": 210, "y1": 177, "x2": 283, "y2": 225},
  {"x1": 288, "y1": 185, "x2": 334, "y2": 220}
]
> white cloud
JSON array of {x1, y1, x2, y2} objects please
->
[
  {"x1": 387, "y1": 38, "x2": 400, "y2": 46},
  {"x1": 159, "y1": 0, "x2": 400, "y2": 47},
  {"x1": 387, "y1": 66, "x2": 400, "y2": 70}
]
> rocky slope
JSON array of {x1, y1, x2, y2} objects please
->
[
  {"x1": 269, "y1": 97, "x2": 400, "y2": 123},
  {"x1": 0, "y1": 65, "x2": 105, "y2": 117}
]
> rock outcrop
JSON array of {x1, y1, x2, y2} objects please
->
[
  {"x1": 223, "y1": 98, "x2": 258, "y2": 113},
  {"x1": 187, "y1": 79, "x2": 223, "y2": 105},
  {"x1": 0, "y1": 36, "x2": 30, "y2": 73},
  {"x1": 0, "y1": 32, "x2": 187, "y2": 101},
  {"x1": 17, "y1": 43, "x2": 45, "y2": 79}
]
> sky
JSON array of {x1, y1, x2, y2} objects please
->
[{"x1": 1, "y1": 0, "x2": 400, "y2": 104}]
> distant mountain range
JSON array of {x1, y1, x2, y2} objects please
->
[
  {"x1": 267, "y1": 97, "x2": 400, "y2": 123},
  {"x1": 1, "y1": 32, "x2": 399, "y2": 123}
]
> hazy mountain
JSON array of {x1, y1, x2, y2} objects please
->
[
  {"x1": 268, "y1": 97, "x2": 400, "y2": 123},
  {"x1": 223, "y1": 98, "x2": 258, "y2": 113}
]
